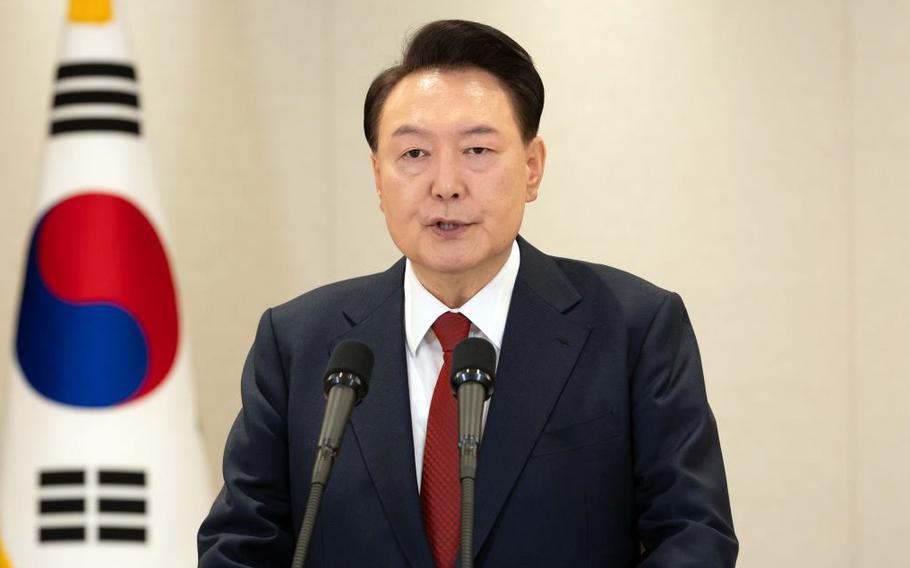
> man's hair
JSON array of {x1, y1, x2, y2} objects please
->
[{"x1": 363, "y1": 20, "x2": 545, "y2": 152}]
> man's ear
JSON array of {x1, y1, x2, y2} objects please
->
[
  {"x1": 371, "y1": 153, "x2": 384, "y2": 212},
  {"x1": 525, "y1": 136, "x2": 546, "y2": 202}
]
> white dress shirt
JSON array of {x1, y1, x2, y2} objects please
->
[{"x1": 403, "y1": 240, "x2": 520, "y2": 489}]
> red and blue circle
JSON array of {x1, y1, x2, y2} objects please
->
[{"x1": 16, "y1": 192, "x2": 179, "y2": 407}]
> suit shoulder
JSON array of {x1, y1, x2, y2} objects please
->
[
  {"x1": 266, "y1": 270, "x2": 393, "y2": 338},
  {"x1": 273, "y1": 271, "x2": 384, "y2": 312},
  {"x1": 546, "y1": 256, "x2": 689, "y2": 372},
  {"x1": 551, "y1": 256, "x2": 677, "y2": 326}
]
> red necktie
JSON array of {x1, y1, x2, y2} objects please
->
[{"x1": 422, "y1": 312, "x2": 471, "y2": 568}]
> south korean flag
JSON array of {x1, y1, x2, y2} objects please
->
[{"x1": 0, "y1": 1, "x2": 213, "y2": 566}]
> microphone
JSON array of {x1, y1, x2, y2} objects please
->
[
  {"x1": 450, "y1": 337, "x2": 496, "y2": 568},
  {"x1": 291, "y1": 340, "x2": 374, "y2": 568}
]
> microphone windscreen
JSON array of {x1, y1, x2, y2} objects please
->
[
  {"x1": 324, "y1": 340, "x2": 375, "y2": 383},
  {"x1": 451, "y1": 337, "x2": 496, "y2": 379}
]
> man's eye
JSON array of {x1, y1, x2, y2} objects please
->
[
  {"x1": 403, "y1": 149, "x2": 425, "y2": 159},
  {"x1": 466, "y1": 147, "x2": 490, "y2": 155}
]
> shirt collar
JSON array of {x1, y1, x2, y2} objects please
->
[{"x1": 404, "y1": 240, "x2": 521, "y2": 356}]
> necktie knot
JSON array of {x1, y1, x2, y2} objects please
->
[{"x1": 431, "y1": 312, "x2": 471, "y2": 353}]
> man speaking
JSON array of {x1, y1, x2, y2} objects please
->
[{"x1": 198, "y1": 20, "x2": 738, "y2": 567}]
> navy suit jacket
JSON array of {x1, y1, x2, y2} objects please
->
[{"x1": 198, "y1": 237, "x2": 738, "y2": 567}]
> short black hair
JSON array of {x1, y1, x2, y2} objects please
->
[{"x1": 363, "y1": 20, "x2": 544, "y2": 152}]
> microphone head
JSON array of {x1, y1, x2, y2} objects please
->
[
  {"x1": 450, "y1": 337, "x2": 496, "y2": 397},
  {"x1": 324, "y1": 340, "x2": 374, "y2": 403}
]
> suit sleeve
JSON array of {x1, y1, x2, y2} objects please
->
[
  {"x1": 631, "y1": 293, "x2": 738, "y2": 566},
  {"x1": 197, "y1": 308, "x2": 294, "y2": 567}
]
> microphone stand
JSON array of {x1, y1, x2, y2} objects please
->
[
  {"x1": 290, "y1": 385, "x2": 356, "y2": 568},
  {"x1": 458, "y1": 381, "x2": 485, "y2": 568},
  {"x1": 291, "y1": 340, "x2": 372, "y2": 568},
  {"x1": 452, "y1": 349, "x2": 494, "y2": 568}
]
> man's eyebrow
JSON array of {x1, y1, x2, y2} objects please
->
[
  {"x1": 390, "y1": 125, "x2": 500, "y2": 137},
  {"x1": 391, "y1": 125, "x2": 428, "y2": 137},
  {"x1": 461, "y1": 125, "x2": 499, "y2": 136}
]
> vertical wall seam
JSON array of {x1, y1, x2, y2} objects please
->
[
  {"x1": 843, "y1": 0, "x2": 858, "y2": 566},
  {"x1": 323, "y1": 0, "x2": 336, "y2": 280}
]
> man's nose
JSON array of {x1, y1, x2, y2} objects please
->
[{"x1": 431, "y1": 153, "x2": 463, "y2": 200}]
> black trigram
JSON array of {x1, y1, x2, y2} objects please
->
[
  {"x1": 97, "y1": 469, "x2": 147, "y2": 543},
  {"x1": 38, "y1": 468, "x2": 148, "y2": 544},
  {"x1": 38, "y1": 469, "x2": 86, "y2": 543},
  {"x1": 50, "y1": 62, "x2": 141, "y2": 136}
]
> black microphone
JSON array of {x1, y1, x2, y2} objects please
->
[
  {"x1": 291, "y1": 340, "x2": 374, "y2": 568},
  {"x1": 450, "y1": 337, "x2": 496, "y2": 568}
]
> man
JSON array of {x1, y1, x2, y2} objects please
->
[{"x1": 198, "y1": 20, "x2": 737, "y2": 567}]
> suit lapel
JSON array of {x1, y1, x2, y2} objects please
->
[
  {"x1": 473, "y1": 238, "x2": 591, "y2": 554},
  {"x1": 330, "y1": 259, "x2": 435, "y2": 568}
]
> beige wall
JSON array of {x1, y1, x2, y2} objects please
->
[
  {"x1": 851, "y1": 1, "x2": 910, "y2": 565},
  {"x1": 1, "y1": 1, "x2": 907, "y2": 566}
]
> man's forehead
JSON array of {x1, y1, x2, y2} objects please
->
[
  {"x1": 414, "y1": 69, "x2": 445, "y2": 91},
  {"x1": 386, "y1": 69, "x2": 507, "y2": 109},
  {"x1": 378, "y1": 68, "x2": 517, "y2": 139}
]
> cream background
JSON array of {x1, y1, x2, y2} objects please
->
[{"x1": 1, "y1": 1, "x2": 907, "y2": 566}]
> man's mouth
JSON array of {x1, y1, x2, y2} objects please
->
[{"x1": 428, "y1": 216, "x2": 474, "y2": 237}]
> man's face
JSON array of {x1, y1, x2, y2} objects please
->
[{"x1": 371, "y1": 67, "x2": 545, "y2": 289}]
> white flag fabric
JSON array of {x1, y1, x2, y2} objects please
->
[{"x1": 0, "y1": 1, "x2": 212, "y2": 565}]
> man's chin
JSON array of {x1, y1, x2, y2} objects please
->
[
  {"x1": 410, "y1": 249, "x2": 482, "y2": 277},
  {"x1": 417, "y1": 258, "x2": 477, "y2": 277},
  {"x1": 409, "y1": 245, "x2": 513, "y2": 283}
]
